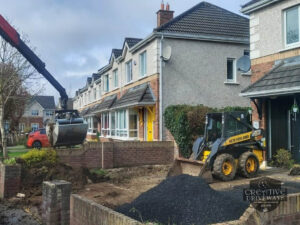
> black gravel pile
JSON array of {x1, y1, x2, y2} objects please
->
[{"x1": 117, "y1": 175, "x2": 248, "y2": 225}]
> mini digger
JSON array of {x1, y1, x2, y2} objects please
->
[{"x1": 168, "y1": 111, "x2": 266, "y2": 181}]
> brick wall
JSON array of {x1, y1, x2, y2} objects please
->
[
  {"x1": 57, "y1": 141, "x2": 175, "y2": 169},
  {"x1": 57, "y1": 143, "x2": 102, "y2": 169},
  {"x1": 70, "y1": 194, "x2": 142, "y2": 225},
  {"x1": 250, "y1": 61, "x2": 275, "y2": 130},
  {"x1": 0, "y1": 163, "x2": 21, "y2": 198},
  {"x1": 213, "y1": 193, "x2": 300, "y2": 225}
]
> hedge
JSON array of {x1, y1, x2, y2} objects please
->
[{"x1": 164, "y1": 105, "x2": 251, "y2": 158}]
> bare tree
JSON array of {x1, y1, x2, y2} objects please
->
[{"x1": 0, "y1": 35, "x2": 40, "y2": 158}]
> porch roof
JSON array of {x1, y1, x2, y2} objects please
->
[
  {"x1": 241, "y1": 58, "x2": 300, "y2": 98},
  {"x1": 93, "y1": 94, "x2": 117, "y2": 113},
  {"x1": 110, "y1": 83, "x2": 155, "y2": 110}
]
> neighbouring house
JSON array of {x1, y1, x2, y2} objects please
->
[
  {"x1": 241, "y1": 0, "x2": 300, "y2": 163},
  {"x1": 73, "y1": 2, "x2": 251, "y2": 141},
  {"x1": 19, "y1": 96, "x2": 55, "y2": 132}
]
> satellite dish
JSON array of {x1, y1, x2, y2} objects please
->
[
  {"x1": 237, "y1": 55, "x2": 251, "y2": 72},
  {"x1": 162, "y1": 46, "x2": 172, "y2": 61}
]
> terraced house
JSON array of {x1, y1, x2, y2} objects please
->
[
  {"x1": 73, "y1": 2, "x2": 251, "y2": 141},
  {"x1": 241, "y1": 0, "x2": 300, "y2": 163}
]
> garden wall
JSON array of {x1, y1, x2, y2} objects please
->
[
  {"x1": 57, "y1": 141, "x2": 175, "y2": 169},
  {"x1": 70, "y1": 194, "x2": 142, "y2": 225}
]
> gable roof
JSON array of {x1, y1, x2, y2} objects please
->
[
  {"x1": 111, "y1": 83, "x2": 155, "y2": 110},
  {"x1": 124, "y1": 37, "x2": 143, "y2": 48},
  {"x1": 155, "y1": 1, "x2": 249, "y2": 39},
  {"x1": 241, "y1": 56, "x2": 300, "y2": 98},
  {"x1": 31, "y1": 96, "x2": 55, "y2": 109}
]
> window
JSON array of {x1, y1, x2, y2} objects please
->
[
  {"x1": 110, "y1": 112, "x2": 116, "y2": 136},
  {"x1": 101, "y1": 112, "x2": 110, "y2": 136},
  {"x1": 116, "y1": 109, "x2": 127, "y2": 137},
  {"x1": 31, "y1": 123, "x2": 39, "y2": 131},
  {"x1": 31, "y1": 110, "x2": 39, "y2": 116},
  {"x1": 103, "y1": 74, "x2": 109, "y2": 92},
  {"x1": 45, "y1": 111, "x2": 54, "y2": 116},
  {"x1": 94, "y1": 88, "x2": 96, "y2": 100},
  {"x1": 244, "y1": 50, "x2": 250, "y2": 56},
  {"x1": 285, "y1": 5, "x2": 300, "y2": 46},
  {"x1": 40, "y1": 129, "x2": 46, "y2": 134},
  {"x1": 19, "y1": 123, "x2": 25, "y2": 132},
  {"x1": 139, "y1": 51, "x2": 147, "y2": 77},
  {"x1": 129, "y1": 109, "x2": 138, "y2": 138},
  {"x1": 126, "y1": 60, "x2": 132, "y2": 83},
  {"x1": 113, "y1": 69, "x2": 118, "y2": 88},
  {"x1": 4, "y1": 120, "x2": 9, "y2": 132},
  {"x1": 226, "y1": 58, "x2": 236, "y2": 83}
]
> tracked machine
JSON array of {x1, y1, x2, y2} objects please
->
[
  {"x1": 168, "y1": 111, "x2": 266, "y2": 181},
  {"x1": 0, "y1": 15, "x2": 88, "y2": 147}
]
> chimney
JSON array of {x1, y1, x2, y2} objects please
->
[{"x1": 157, "y1": 2, "x2": 174, "y2": 27}]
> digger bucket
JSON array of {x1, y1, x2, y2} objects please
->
[
  {"x1": 168, "y1": 157, "x2": 207, "y2": 177},
  {"x1": 47, "y1": 118, "x2": 88, "y2": 147}
]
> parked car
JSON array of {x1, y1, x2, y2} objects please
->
[{"x1": 27, "y1": 128, "x2": 50, "y2": 149}]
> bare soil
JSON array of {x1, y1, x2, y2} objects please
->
[{"x1": 77, "y1": 165, "x2": 171, "y2": 209}]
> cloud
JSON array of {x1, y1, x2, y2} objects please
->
[{"x1": 0, "y1": 0, "x2": 250, "y2": 100}]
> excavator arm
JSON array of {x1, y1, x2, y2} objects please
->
[
  {"x1": 0, "y1": 14, "x2": 88, "y2": 147},
  {"x1": 0, "y1": 15, "x2": 68, "y2": 109}
]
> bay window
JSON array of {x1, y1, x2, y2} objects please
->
[
  {"x1": 116, "y1": 109, "x2": 127, "y2": 137},
  {"x1": 129, "y1": 109, "x2": 138, "y2": 137},
  {"x1": 101, "y1": 112, "x2": 110, "y2": 136}
]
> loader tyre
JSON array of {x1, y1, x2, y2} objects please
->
[
  {"x1": 212, "y1": 153, "x2": 237, "y2": 181},
  {"x1": 238, "y1": 152, "x2": 259, "y2": 178}
]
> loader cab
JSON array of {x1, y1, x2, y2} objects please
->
[{"x1": 205, "y1": 111, "x2": 252, "y2": 143}]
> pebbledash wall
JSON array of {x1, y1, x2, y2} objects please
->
[{"x1": 57, "y1": 141, "x2": 175, "y2": 169}]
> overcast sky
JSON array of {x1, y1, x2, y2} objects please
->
[{"x1": 0, "y1": 0, "x2": 249, "y2": 102}]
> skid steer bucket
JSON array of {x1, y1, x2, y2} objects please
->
[
  {"x1": 47, "y1": 112, "x2": 88, "y2": 147},
  {"x1": 168, "y1": 157, "x2": 207, "y2": 177}
]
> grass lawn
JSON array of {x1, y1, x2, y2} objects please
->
[{"x1": 0, "y1": 145, "x2": 29, "y2": 158}]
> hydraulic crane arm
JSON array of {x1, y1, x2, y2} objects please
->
[{"x1": 0, "y1": 15, "x2": 68, "y2": 109}]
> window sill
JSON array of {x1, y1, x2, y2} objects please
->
[
  {"x1": 280, "y1": 43, "x2": 300, "y2": 53},
  {"x1": 241, "y1": 71, "x2": 252, "y2": 76},
  {"x1": 125, "y1": 81, "x2": 134, "y2": 86},
  {"x1": 137, "y1": 75, "x2": 147, "y2": 81},
  {"x1": 224, "y1": 81, "x2": 240, "y2": 85}
]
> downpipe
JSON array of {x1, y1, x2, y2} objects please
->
[{"x1": 159, "y1": 35, "x2": 164, "y2": 141}]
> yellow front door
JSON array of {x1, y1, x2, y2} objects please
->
[{"x1": 147, "y1": 107, "x2": 155, "y2": 141}]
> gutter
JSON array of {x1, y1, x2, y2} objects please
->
[
  {"x1": 240, "y1": 86, "x2": 300, "y2": 98},
  {"x1": 241, "y1": 0, "x2": 282, "y2": 15}
]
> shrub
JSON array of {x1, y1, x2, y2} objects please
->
[
  {"x1": 164, "y1": 105, "x2": 250, "y2": 158},
  {"x1": 271, "y1": 148, "x2": 294, "y2": 169},
  {"x1": 3, "y1": 157, "x2": 17, "y2": 165},
  {"x1": 21, "y1": 149, "x2": 57, "y2": 167}
]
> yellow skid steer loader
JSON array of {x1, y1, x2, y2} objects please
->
[{"x1": 168, "y1": 111, "x2": 265, "y2": 181}]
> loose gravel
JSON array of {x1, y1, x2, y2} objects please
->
[{"x1": 117, "y1": 175, "x2": 249, "y2": 225}]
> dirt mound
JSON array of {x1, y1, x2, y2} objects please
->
[
  {"x1": 20, "y1": 161, "x2": 88, "y2": 198},
  {"x1": 117, "y1": 174, "x2": 248, "y2": 225}
]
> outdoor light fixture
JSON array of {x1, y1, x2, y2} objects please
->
[{"x1": 292, "y1": 97, "x2": 299, "y2": 121}]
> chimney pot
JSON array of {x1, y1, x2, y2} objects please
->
[
  {"x1": 161, "y1": 1, "x2": 164, "y2": 10},
  {"x1": 166, "y1": 3, "x2": 170, "y2": 11}
]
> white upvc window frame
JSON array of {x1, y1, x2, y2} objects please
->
[
  {"x1": 101, "y1": 112, "x2": 110, "y2": 136},
  {"x1": 113, "y1": 69, "x2": 118, "y2": 88},
  {"x1": 139, "y1": 51, "x2": 147, "y2": 77},
  {"x1": 284, "y1": 5, "x2": 300, "y2": 48},
  {"x1": 31, "y1": 110, "x2": 39, "y2": 116},
  {"x1": 226, "y1": 58, "x2": 237, "y2": 83},
  {"x1": 93, "y1": 88, "x2": 96, "y2": 101},
  {"x1": 126, "y1": 60, "x2": 133, "y2": 83},
  {"x1": 19, "y1": 123, "x2": 25, "y2": 133},
  {"x1": 102, "y1": 74, "x2": 109, "y2": 93}
]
